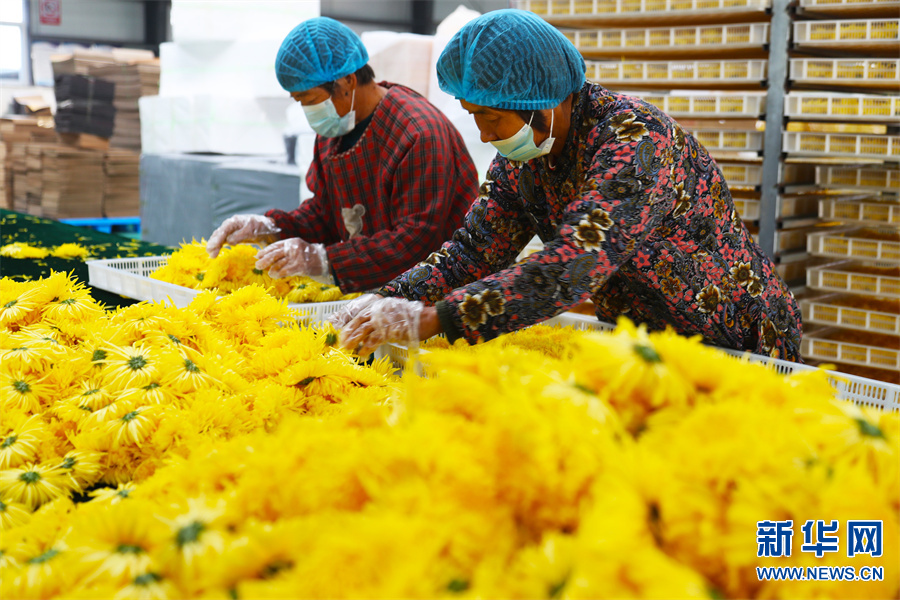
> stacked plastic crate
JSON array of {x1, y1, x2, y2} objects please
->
[{"x1": 787, "y1": 0, "x2": 899, "y2": 383}]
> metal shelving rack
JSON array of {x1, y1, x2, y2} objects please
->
[{"x1": 785, "y1": 0, "x2": 900, "y2": 384}]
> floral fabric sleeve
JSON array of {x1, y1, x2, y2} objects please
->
[
  {"x1": 377, "y1": 164, "x2": 535, "y2": 304},
  {"x1": 437, "y1": 107, "x2": 676, "y2": 344}
]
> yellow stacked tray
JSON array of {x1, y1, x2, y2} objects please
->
[
  {"x1": 783, "y1": 131, "x2": 900, "y2": 161},
  {"x1": 800, "y1": 292, "x2": 900, "y2": 335},
  {"x1": 816, "y1": 166, "x2": 899, "y2": 192},
  {"x1": 807, "y1": 227, "x2": 900, "y2": 262},
  {"x1": 789, "y1": 58, "x2": 900, "y2": 91},
  {"x1": 807, "y1": 261, "x2": 900, "y2": 298},
  {"x1": 586, "y1": 59, "x2": 767, "y2": 89},
  {"x1": 629, "y1": 91, "x2": 765, "y2": 117},
  {"x1": 514, "y1": 0, "x2": 771, "y2": 26},
  {"x1": 818, "y1": 198, "x2": 900, "y2": 226},
  {"x1": 785, "y1": 93, "x2": 900, "y2": 122},
  {"x1": 563, "y1": 23, "x2": 769, "y2": 58},
  {"x1": 793, "y1": 18, "x2": 900, "y2": 55}
]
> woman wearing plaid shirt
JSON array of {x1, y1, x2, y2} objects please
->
[
  {"x1": 206, "y1": 18, "x2": 478, "y2": 293},
  {"x1": 333, "y1": 10, "x2": 802, "y2": 362}
]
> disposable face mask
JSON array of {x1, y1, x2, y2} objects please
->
[
  {"x1": 302, "y1": 89, "x2": 356, "y2": 138},
  {"x1": 490, "y1": 110, "x2": 555, "y2": 162}
]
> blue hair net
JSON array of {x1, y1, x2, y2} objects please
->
[
  {"x1": 276, "y1": 17, "x2": 369, "y2": 93},
  {"x1": 437, "y1": 9, "x2": 585, "y2": 110}
]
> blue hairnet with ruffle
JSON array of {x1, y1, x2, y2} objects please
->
[
  {"x1": 437, "y1": 9, "x2": 585, "y2": 110},
  {"x1": 276, "y1": 17, "x2": 369, "y2": 93}
]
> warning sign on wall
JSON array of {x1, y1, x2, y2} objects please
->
[{"x1": 39, "y1": 0, "x2": 61, "y2": 26}]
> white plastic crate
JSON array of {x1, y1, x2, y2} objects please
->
[
  {"x1": 807, "y1": 227, "x2": 900, "y2": 262},
  {"x1": 733, "y1": 198, "x2": 760, "y2": 220},
  {"x1": 816, "y1": 166, "x2": 900, "y2": 191},
  {"x1": 718, "y1": 162, "x2": 764, "y2": 185},
  {"x1": 563, "y1": 23, "x2": 768, "y2": 56},
  {"x1": 807, "y1": 260, "x2": 900, "y2": 299},
  {"x1": 818, "y1": 198, "x2": 900, "y2": 225},
  {"x1": 800, "y1": 293, "x2": 900, "y2": 335},
  {"x1": 630, "y1": 93, "x2": 764, "y2": 118},
  {"x1": 86, "y1": 256, "x2": 350, "y2": 323},
  {"x1": 586, "y1": 59, "x2": 767, "y2": 87},
  {"x1": 785, "y1": 93, "x2": 900, "y2": 121},
  {"x1": 783, "y1": 131, "x2": 900, "y2": 160},
  {"x1": 383, "y1": 311, "x2": 900, "y2": 411},
  {"x1": 789, "y1": 58, "x2": 900, "y2": 88},
  {"x1": 692, "y1": 129, "x2": 764, "y2": 152},
  {"x1": 793, "y1": 19, "x2": 900, "y2": 48},
  {"x1": 516, "y1": 0, "x2": 770, "y2": 16},
  {"x1": 802, "y1": 327, "x2": 900, "y2": 374}
]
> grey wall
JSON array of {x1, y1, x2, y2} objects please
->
[
  {"x1": 323, "y1": 0, "x2": 510, "y2": 34},
  {"x1": 28, "y1": 0, "x2": 146, "y2": 43}
]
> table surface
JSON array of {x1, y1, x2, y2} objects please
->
[{"x1": 1, "y1": 209, "x2": 172, "y2": 309}]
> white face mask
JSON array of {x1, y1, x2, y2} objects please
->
[
  {"x1": 302, "y1": 88, "x2": 356, "y2": 138},
  {"x1": 490, "y1": 109, "x2": 555, "y2": 162}
]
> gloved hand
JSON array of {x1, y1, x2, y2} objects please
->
[
  {"x1": 255, "y1": 237, "x2": 330, "y2": 279},
  {"x1": 207, "y1": 215, "x2": 280, "y2": 258},
  {"x1": 338, "y1": 297, "x2": 425, "y2": 357},
  {"x1": 326, "y1": 293, "x2": 381, "y2": 329}
]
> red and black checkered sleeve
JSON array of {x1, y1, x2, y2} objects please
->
[
  {"x1": 326, "y1": 114, "x2": 471, "y2": 292},
  {"x1": 265, "y1": 141, "x2": 341, "y2": 245}
]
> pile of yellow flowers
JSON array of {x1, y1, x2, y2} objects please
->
[
  {"x1": 150, "y1": 241, "x2": 360, "y2": 304},
  {"x1": 1, "y1": 275, "x2": 897, "y2": 600}
]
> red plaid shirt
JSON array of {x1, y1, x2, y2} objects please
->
[{"x1": 267, "y1": 83, "x2": 478, "y2": 293}]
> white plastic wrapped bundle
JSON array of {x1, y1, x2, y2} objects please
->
[
  {"x1": 170, "y1": 0, "x2": 320, "y2": 43},
  {"x1": 361, "y1": 31, "x2": 434, "y2": 98},
  {"x1": 159, "y1": 41, "x2": 285, "y2": 98},
  {"x1": 427, "y1": 6, "x2": 498, "y2": 179},
  {"x1": 139, "y1": 95, "x2": 292, "y2": 155}
]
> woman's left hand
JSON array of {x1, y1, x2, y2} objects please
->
[{"x1": 339, "y1": 298, "x2": 442, "y2": 357}]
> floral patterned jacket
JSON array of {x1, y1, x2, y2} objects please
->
[{"x1": 379, "y1": 83, "x2": 802, "y2": 361}]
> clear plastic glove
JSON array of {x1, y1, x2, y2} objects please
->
[
  {"x1": 326, "y1": 293, "x2": 381, "y2": 329},
  {"x1": 207, "y1": 215, "x2": 280, "y2": 258},
  {"x1": 339, "y1": 297, "x2": 425, "y2": 357},
  {"x1": 255, "y1": 237, "x2": 330, "y2": 279}
]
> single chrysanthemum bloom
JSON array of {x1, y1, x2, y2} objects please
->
[
  {"x1": 105, "y1": 345, "x2": 158, "y2": 390},
  {"x1": 0, "y1": 283, "x2": 42, "y2": 329},
  {"x1": 103, "y1": 405, "x2": 160, "y2": 448},
  {"x1": 0, "y1": 370, "x2": 52, "y2": 413},
  {"x1": 0, "y1": 343, "x2": 59, "y2": 373},
  {"x1": 158, "y1": 497, "x2": 228, "y2": 569},
  {"x1": 56, "y1": 450, "x2": 104, "y2": 490},
  {"x1": 42, "y1": 284, "x2": 104, "y2": 324},
  {"x1": 117, "y1": 380, "x2": 179, "y2": 407},
  {"x1": 0, "y1": 495, "x2": 32, "y2": 530},
  {"x1": 89, "y1": 482, "x2": 137, "y2": 505},
  {"x1": 158, "y1": 350, "x2": 219, "y2": 394},
  {"x1": 49, "y1": 243, "x2": 90, "y2": 260},
  {"x1": 69, "y1": 499, "x2": 169, "y2": 585},
  {"x1": 0, "y1": 461, "x2": 73, "y2": 510},
  {"x1": 0, "y1": 415, "x2": 43, "y2": 469},
  {"x1": 0, "y1": 243, "x2": 50, "y2": 259},
  {"x1": 113, "y1": 571, "x2": 182, "y2": 600},
  {"x1": 64, "y1": 380, "x2": 116, "y2": 412}
]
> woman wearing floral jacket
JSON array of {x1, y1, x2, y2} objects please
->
[{"x1": 332, "y1": 9, "x2": 802, "y2": 361}]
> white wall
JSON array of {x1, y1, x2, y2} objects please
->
[{"x1": 28, "y1": 0, "x2": 145, "y2": 43}]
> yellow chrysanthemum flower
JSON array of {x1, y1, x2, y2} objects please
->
[
  {"x1": 104, "y1": 346, "x2": 158, "y2": 390},
  {"x1": 0, "y1": 460, "x2": 72, "y2": 510},
  {"x1": 0, "y1": 494, "x2": 32, "y2": 530},
  {"x1": 49, "y1": 243, "x2": 91, "y2": 259},
  {"x1": 0, "y1": 243, "x2": 50, "y2": 259}
]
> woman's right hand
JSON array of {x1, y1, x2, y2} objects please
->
[
  {"x1": 206, "y1": 215, "x2": 281, "y2": 258},
  {"x1": 326, "y1": 293, "x2": 382, "y2": 329}
]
